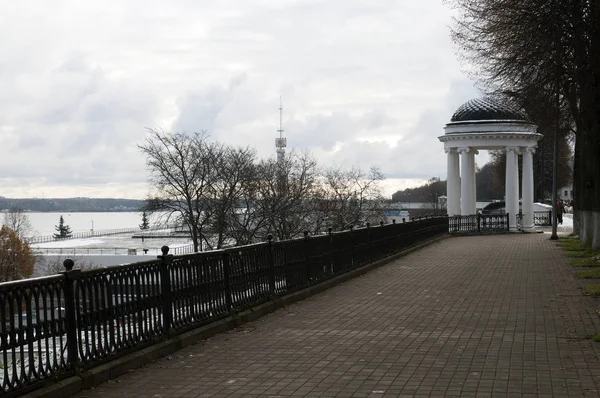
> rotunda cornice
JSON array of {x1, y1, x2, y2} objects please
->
[{"x1": 438, "y1": 131, "x2": 543, "y2": 142}]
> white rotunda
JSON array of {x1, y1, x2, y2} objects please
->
[{"x1": 439, "y1": 98, "x2": 543, "y2": 232}]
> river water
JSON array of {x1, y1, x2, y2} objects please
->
[{"x1": 19, "y1": 212, "x2": 158, "y2": 237}]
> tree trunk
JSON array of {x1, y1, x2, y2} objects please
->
[{"x1": 577, "y1": 111, "x2": 600, "y2": 249}]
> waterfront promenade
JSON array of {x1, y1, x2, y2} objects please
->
[{"x1": 74, "y1": 232, "x2": 600, "y2": 397}]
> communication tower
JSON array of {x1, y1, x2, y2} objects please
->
[
  {"x1": 275, "y1": 96, "x2": 287, "y2": 194},
  {"x1": 275, "y1": 95, "x2": 286, "y2": 165}
]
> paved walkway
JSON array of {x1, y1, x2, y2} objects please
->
[{"x1": 76, "y1": 234, "x2": 600, "y2": 397}]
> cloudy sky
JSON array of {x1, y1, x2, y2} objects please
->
[{"x1": 0, "y1": 0, "x2": 484, "y2": 199}]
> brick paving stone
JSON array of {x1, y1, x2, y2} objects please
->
[{"x1": 74, "y1": 234, "x2": 600, "y2": 397}]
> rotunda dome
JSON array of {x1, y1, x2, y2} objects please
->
[{"x1": 450, "y1": 98, "x2": 530, "y2": 123}]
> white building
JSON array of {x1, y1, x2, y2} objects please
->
[{"x1": 439, "y1": 98, "x2": 542, "y2": 232}]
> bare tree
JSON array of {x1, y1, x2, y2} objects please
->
[
  {"x1": 3, "y1": 208, "x2": 34, "y2": 241},
  {"x1": 206, "y1": 145, "x2": 258, "y2": 249},
  {"x1": 139, "y1": 129, "x2": 220, "y2": 252},
  {"x1": 322, "y1": 166, "x2": 386, "y2": 230},
  {"x1": 223, "y1": 162, "x2": 267, "y2": 246},
  {"x1": 256, "y1": 151, "x2": 322, "y2": 240}
]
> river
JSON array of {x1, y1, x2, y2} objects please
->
[{"x1": 18, "y1": 212, "x2": 157, "y2": 237}]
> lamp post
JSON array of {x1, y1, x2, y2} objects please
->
[{"x1": 550, "y1": 3, "x2": 561, "y2": 240}]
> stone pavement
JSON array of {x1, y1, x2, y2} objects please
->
[{"x1": 75, "y1": 234, "x2": 600, "y2": 397}]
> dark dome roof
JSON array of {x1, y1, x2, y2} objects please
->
[{"x1": 451, "y1": 98, "x2": 530, "y2": 122}]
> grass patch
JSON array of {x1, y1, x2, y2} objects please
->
[
  {"x1": 594, "y1": 333, "x2": 600, "y2": 342},
  {"x1": 567, "y1": 250, "x2": 600, "y2": 258},
  {"x1": 577, "y1": 269, "x2": 600, "y2": 279},
  {"x1": 570, "y1": 258, "x2": 600, "y2": 267},
  {"x1": 583, "y1": 285, "x2": 600, "y2": 296},
  {"x1": 557, "y1": 241, "x2": 588, "y2": 251},
  {"x1": 559, "y1": 235, "x2": 579, "y2": 241}
]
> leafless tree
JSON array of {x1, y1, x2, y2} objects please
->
[
  {"x1": 205, "y1": 145, "x2": 258, "y2": 249},
  {"x1": 321, "y1": 166, "x2": 386, "y2": 230},
  {"x1": 139, "y1": 129, "x2": 221, "y2": 252},
  {"x1": 256, "y1": 151, "x2": 322, "y2": 240},
  {"x1": 3, "y1": 208, "x2": 34, "y2": 241}
]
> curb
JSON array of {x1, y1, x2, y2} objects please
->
[{"x1": 24, "y1": 234, "x2": 448, "y2": 398}]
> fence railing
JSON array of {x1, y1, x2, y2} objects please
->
[
  {"x1": 0, "y1": 217, "x2": 448, "y2": 396},
  {"x1": 449, "y1": 214, "x2": 510, "y2": 234},
  {"x1": 33, "y1": 244, "x2": 196, "y2": 256},
  {"x1": 449, "y1": 210, "x2": 552, "y2": 234},
  {"x1": 533, "y1": 210, "x2": 552, "y2": 226},
  {"x1": 28, "y1": 225, "x2": 180, "y2": 245},
  {"x1": 516, "y1": 211, "x2": 553, "y2": 228}
]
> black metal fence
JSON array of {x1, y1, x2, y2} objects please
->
[
  {"x1": 449, "y1": 214, "x2": 510, "y2": 234},
  {"x1": 449, "y1": 210, "x2": 552, "y2": 234},
  {"x1": 516, "y1": 211, "x2": 553, "y2": 228},
  {"x1": 0, "y1": 217, "x2": 447, "y2": 396},
  {"x1": 533, "y1": 210, "x2": 552, "y2": 226}
]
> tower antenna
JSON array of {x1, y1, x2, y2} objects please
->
[
  {"x1": 275, "y1": 96, "x2": 287, "y2": 194},
  {"x1": 275, "y1": 95, "x2": 287, "y2": 165}
]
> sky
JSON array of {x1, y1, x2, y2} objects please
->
[{"x1": 0, "y1": 0, "x2": 485, "y2": 200}]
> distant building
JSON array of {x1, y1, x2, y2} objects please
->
[{"x1": 559, "y1": 186, "x2": 573, "y2": 203}]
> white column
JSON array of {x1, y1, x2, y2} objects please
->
[
  {"x1": 470, "y1": 150, "x2": 478, "y2": 214},
  {"x1": 521, "y1": 147, "x2": 535, "y2": 231},
  {"x1": 505, "y1": 147, "x2": 519, "y2": 231},
  {"x1": 454, "y1": 152, "x2": 461, "y2": 215},
  {"x1": 459, "y1": 148, "x2": 473, "y2": 215},
  {"x1": 445, "y1": 148, "x2": 460, "y2": 216},
  {"x1": 514, "y1": 149, "x2": 520, "y2": 210}
]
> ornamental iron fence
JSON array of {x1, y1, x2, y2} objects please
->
[
  {"x1": 449, "y1": 210, "x2": 552, "y2": 234},
  {"x1": 0, "y1": 216, "x2": 447, "y2": 396}
]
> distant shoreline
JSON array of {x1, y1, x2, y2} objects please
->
[
  {"x1": 0, "y1": 197, "x2": 144, "y2": 213},
  {"x1": 1, "y1": 210, "x2": 143, "y2": 213}
]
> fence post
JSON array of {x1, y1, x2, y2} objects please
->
[
  {"x1": 506, "y1": 214, "x2": 510, "y2": 231},
  {"x1": 267, "y1": 234, "x2": 275, "y2": 294},
  {"x1": 304, "y1": 231, "x2": 310, "y2": 285},
  {"x1": 223, "y1": 250, "x2": 233, "y2": 311},
  {"x1": 366, "y1": 223, "x2": 371, "y2": 265},
  {"x1": 477, "y1": 213, "x2": 481, "y2": 232},
  {"x1": 548, "y1": 210, "x2": 552, "y2": 226},
  {"x1": 349, "y1": 225, "x2": 355, "y2": 269},
  {"x1": 62, "y1": 259, "x2": 81, "y2": 367},
  {"x1": 328, "y1": 227, "x2": 334, "y2": 276},
  {"x1": 158, "y1": 246, "x2": 173, "y2": 336}
]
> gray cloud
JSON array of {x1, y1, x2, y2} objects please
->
[{"x1": 0, "y1": 0, "x2": 482, "y2": 198}]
